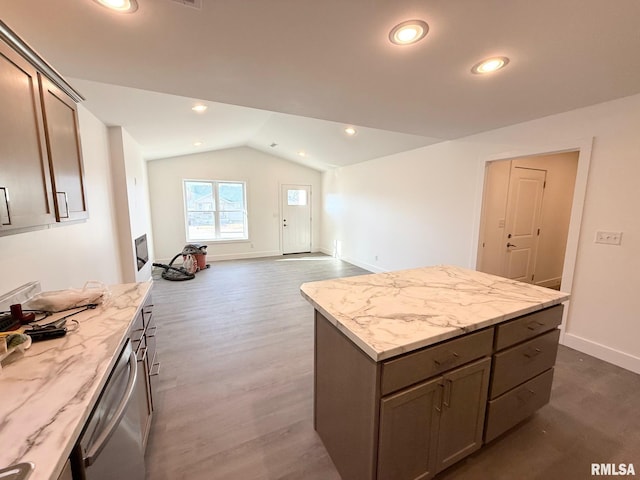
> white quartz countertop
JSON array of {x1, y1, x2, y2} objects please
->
[
  {"x1": 0, "y1": 282, "x2": 152, "y2": 480},
  {"x1": 300, "y1": 265, "x2": 569, "y2": 361}
]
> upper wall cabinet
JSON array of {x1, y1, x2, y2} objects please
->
[
  {"x1": 40, "y1": 77, "x2": 88, "y2": 222},
  {"x1": 0, "y1": 41, "x2": 56, "y2": 231},
  {"x1": 0, "y1": 20, "x2": 87, "y2": 235}
]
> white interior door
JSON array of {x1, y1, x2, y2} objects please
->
[
  {"x1": 503, "y1": 167, "x2": 546, "y2": 283},
  {"x1": 281, "y1": 184, "x2": 311, "y2": 254}
]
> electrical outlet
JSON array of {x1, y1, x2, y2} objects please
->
[{"x1": 595, "y1": 231, "x2": 622, "y2": 245}]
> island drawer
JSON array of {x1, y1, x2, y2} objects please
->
[
  {"x1": 484, "y1": 368, "x2": 554, "y2": 443},
  {"x1": 494, "y1": 305, "x2": 563, "y2": 351},
  {"x1": 381, "y1": 328, "x2": 493, "y2": 395},
  {"x1": 490, "y1": 329, "x2": 560, "y2": 399}
]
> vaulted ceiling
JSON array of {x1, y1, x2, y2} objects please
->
[{"x1": 2, "y1": 0, "x2": 639, "y2": 169}]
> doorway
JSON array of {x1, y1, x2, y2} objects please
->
[
  {"x1": 477, "y1": 152, "x2": 579, "y2": 288},
  {"x1": 281, "y1": 184, "x2": 311, "y2": 254}
]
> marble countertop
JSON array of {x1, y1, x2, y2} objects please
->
[
  {"x1": 0, "y1": 282, "x2": 152, "y2": 480},
  {"x1": 300, "y1": 265, "x2": 570, "y2": 361}
]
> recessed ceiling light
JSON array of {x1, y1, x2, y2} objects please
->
[
  {"x1": 193, "y1": 141, "x2": 203, "y2": 146},
  {"x1": 471, "y1": 56, "x2": 510, "y2": 74},
  {"x1": 389, "y1": 20, "x2": 429, "y2": 45},
  {"x1": 93, "y1": 0, "x2": 138, "y2": 13},
  {"x1": 344, "y1": 127, "x2": 357, "y2": 136},
  {"x1": 191, "y1": 104, "x2": 207, "y2": 113},
  {"x1": 298, "y1": 151, "x2": 307, "y2": 157}
]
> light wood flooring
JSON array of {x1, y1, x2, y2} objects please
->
[{"x1": 145, "y1": 254, "x2": 640, "y2": 480}]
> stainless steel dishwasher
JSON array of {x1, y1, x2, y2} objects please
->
[{"x1": 75, "y1": 340, "x2": 146, "y2": 480}]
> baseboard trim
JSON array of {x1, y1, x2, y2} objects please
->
[
  {"x1": 154, "y1": 250, "x2": 282, "y2": 265},
  {"x1": 562, "y1": 333, "x2": 640, "y2": 374},
  {"x1": 535, "y1": 277, "x2": 562, "y2": 289},
  {"x1": 341, "y1": 256, "x2": 385, "y2": 274}
]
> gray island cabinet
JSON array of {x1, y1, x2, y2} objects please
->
[{"x1": 301, "y1": 265, "x2": 569, "y2": 480}]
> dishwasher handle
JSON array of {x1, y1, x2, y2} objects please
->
[{"x1": 83, "y1": 348, "x2": 138, "y2": 467}]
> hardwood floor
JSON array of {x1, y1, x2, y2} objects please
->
[
  {"x1": 145, "y1": 254, "x2": 367, "y2": 480},
  {"x1": 145, "y1": 254, "x2": 640, "y2": 480}
]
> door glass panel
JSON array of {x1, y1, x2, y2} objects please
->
[{"x1": 287, "y1": 189, "x2": 307, "y2": 206}]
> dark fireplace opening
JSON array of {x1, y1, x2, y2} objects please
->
[{"x1": 135, "y1": 234, "x2": 149, "y2": 271}]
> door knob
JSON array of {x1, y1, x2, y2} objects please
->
[{"x1": 507, "y1": 242, "x2": 517, "y2": 248}]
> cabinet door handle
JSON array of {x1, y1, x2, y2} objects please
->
[
  {"x1": 435, "y1": 383, "x2": 444, "y2": 412},
  {"x1": 443, "y1": 379, "x2": 453, "y2": 408},
  {"x1": 56, "y1": 191, "x2": 69, "y2": 219},
  {"x1": 0, "y1": 187, "x2": 10, "y2": 225},
  {"x1": 524, "y1": 348, "x2": 542, "y2": 358}
]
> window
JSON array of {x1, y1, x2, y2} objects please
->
[
  {"x1": 184, "y1": 180, "x2": 248, "y2": 241},
  {"x1": 287, "y1": 189, "x2": 308, "y2": 206}
]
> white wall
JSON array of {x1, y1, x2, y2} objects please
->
[
  {"x1": 322, "y1": 93, "x2": 640, "y2": 373},
  {"x1": 476, "y1": 160, "x2": 510, "y2": 275},
  {"x1": 147, "y1": 147, "x2": 322, "y2": 262},
  {"x1": 0, "y1": 106, "x2": 122, "y2": 293},
  {"x1": 108, "y1": 127, "x2": 154, "y2": 283},
  {"x1": 323, "y1": 140, "x2": 479, "y2": 272}
]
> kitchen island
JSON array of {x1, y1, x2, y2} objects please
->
[
  {"x1": 300, "y1": 265, "x2": 569, "y2": 480},
  {"x1": 0, "y1": 282, "x2": 153, "y2": 480}
]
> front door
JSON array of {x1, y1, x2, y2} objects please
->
[
  {"x1": 281, "y1": 184, "x2": 311, "y2": 254},
  {"x1": 503, "y1": 167, "x2": 546, "y2": 283}
]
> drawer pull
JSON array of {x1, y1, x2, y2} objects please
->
[
  {"x1": 517, "y1": 389, "x2": 537, "y2": 403},
  {"x1": 434, "y1": 351, "x2": 460, "y2": 366},
  {"x1": 524, "y1": 348, "x2": 542, "y2": 358},
  {"x1": 527, "y1": 321, "x2": 545, "y2": 330},
  {"x1": 137, "y1": 346, "x2": 148, "y2": 362},
  {"x1": 150, "y1": 362, "x2": 161, "y2": 377}
]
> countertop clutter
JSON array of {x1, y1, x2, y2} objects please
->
[
  {"x1": 300, "y1": 265, "x2": 570, "y2": 361},
  {"x1": 0, "y1": 282, "x2": 152, "y2": 480}
]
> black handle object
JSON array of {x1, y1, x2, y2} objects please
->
[{"x1": 27, "y1": 327, "x2": 67, "y2": 342}]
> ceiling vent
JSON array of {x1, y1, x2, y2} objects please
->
[{"x1": 171, "y1": 0, "x2": 202, "y2": 9}]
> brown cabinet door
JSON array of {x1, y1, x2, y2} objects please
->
[
  {"x1": 40, "y1": 76, "x2": 88, "y2": 221},
  {"x1": 378, "y1": 377, "x2": 441, "y2": 480},
  {"x1": 0, "y1": 41, "x2": 55, "y2": 230},
  {"x1": 436, "y1": 357, "x2": 491, "y2": 473}
]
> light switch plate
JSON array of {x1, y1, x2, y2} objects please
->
[{"x1": 595, "y1": 231, "x2": 622, "y2": 245}]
